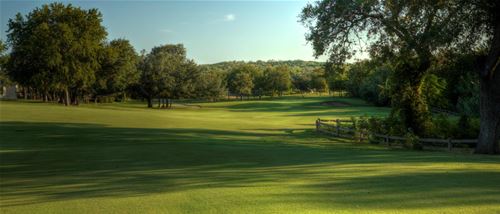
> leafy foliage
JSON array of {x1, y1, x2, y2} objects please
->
[
  {"x1": 6, "y1": 3, "x2": 107, "y2": 104},
  {"x1": 227, "y1": 64, "x2": 256, "y2": 99},
  {"x1": 262, "y1": 66, "x2": 292, "y2": 96},
  {"x1": 0, "y1": 40, "x2": 9, "y2": 86},
  {"x1": 95, "y1": 39, "x2": 139, "y2": 100},
  {"x1": 196, "y1": 67, "x2": 227, "y2": 101},
  {"x1": 139, "y1": 44, "x2": 199, "y2": 107}
]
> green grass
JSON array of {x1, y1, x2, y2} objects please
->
[{"x1": 0, "y1": 96, "x2": 499, "y2": 213}]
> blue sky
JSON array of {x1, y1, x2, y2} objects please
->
[{"x1": 1, "y1": 0, "x2": 327, "y2": 64}]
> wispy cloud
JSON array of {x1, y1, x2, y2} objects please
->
[
  {"x1": 224, "y1": 14, "x2": 235, "y2": 21},
  {"x1": 160, "y1": 29, "x2": 174, "y2": 33}
]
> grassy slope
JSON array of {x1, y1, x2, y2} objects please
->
[{"x1": 0, "y1": 96, "x2": 499, "y2": 213}]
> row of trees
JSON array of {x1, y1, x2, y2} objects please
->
[
  {"x1": 327, "y1": 53, "x2": 480, "y2": 117},
  {"x1": 0, "y1": 3, "x2": 331, "y2": 109},
  {"x1": 300, "y1": 0, "x2": 499, "y2": 154},
  {"x1": 198, "y1": 63, "x2": 329, "y2": 101}
]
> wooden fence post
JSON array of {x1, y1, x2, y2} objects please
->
[
  {"x1": 448, "y1": 138, "x2": 452, "y2": 151},
  {"x1": 316, "y1": 118, "x2": 320, "y2": 132},
  {"x1": 336, "y1": 119, "x2": 340, "y2": 136}
]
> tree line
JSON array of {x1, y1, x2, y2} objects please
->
[
  {"x1": 325, "y1": 54, "x2": 480, "y2": 117},
  {"x1": 0, "y1": 3, "x2": 333, "y2": 109}
]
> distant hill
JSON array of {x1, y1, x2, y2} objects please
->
[{"x1": 201, "y1": 60, "x2": 325, "y2": 72}]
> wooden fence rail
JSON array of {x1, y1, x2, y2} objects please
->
[{"x1": 315, "y1": 118, "x2": 477, "y2": 151}]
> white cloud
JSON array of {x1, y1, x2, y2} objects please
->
[
  {"x1": 224, "y1": 14, "x2": 235, "y2": 21},
  {"x1": 160, "y1": 29, "x2": 174, "y2": 33}
]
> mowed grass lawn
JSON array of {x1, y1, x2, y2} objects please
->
[{"x1": 0, "y1": 96, "x2": 499, "y2": 213}]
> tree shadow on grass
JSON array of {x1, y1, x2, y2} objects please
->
[
  {"x1": 260, "y1": 170, "x2": 500, "y2": 210},
  {"x1": 0, "y1": 121, "x2": 499, "y2": 209}
]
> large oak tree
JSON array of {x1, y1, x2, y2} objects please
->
[
  {"x1": 467, "y1": 0, "x2": 500, "y2": 154},
  {"x1": 96, "y1": 39, "x2": 140, "y2": 101},
  {"x1": 300, "y1": 0, "x2": 466, "y2": 136},
  {"x1": 139, "y1": 44, "x2": 199, "y2": 108},
  {"x1": 300, "y1": 0, "x2": 499, "y2": 153},
  {"x1": 7, "y1": 3, "x2": 107, "y2": 105}
]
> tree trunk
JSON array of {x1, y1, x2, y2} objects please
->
[
  {"x1": 476, "y1": 78, "x2": 500, "y2": 154},
  {"x1": 147, "y1": 96, "x2": 153, "y2": 108},
  {"x1": 70, "y1": 90, "x2": 79, "y2": 106},
  {"x1": 403, "y1": 84, "x2": 430, "y2": 136},
  {"x1": 476, "y1": 18, "x2": 500, "y2": 154},
  {"x1": 122, "y1": 92, "x2": 127, "y2": 103},
  {"x1": 64, "y1": 88, "x2": 70, "y2": 106}
]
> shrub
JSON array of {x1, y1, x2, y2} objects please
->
[
  {"x1": 351, "y1": 116, "x2": 370, "y2": 143},
  {"x1": 429, "y1": 114, "x2": 455, "y2": 139},
  {"x1": 404, "y1": 132, "x2": 422, "y2": 150},
  {"x1": 455, "y1": 115, "x2": 479, "y2": 139}
]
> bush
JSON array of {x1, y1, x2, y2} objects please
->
[
  {"x1": 351, "y1": 116, "x2": 370, "y2": 143},
  {"x1": 428, "y1": 114, "x2": 455, "y2": 139},
  {"x1": 404, "y1": 132, "x2": 422, "y2": 150},
  {"x1": 455, "y1": 115, "x2": 480, "y2": 139},
  {"x1": 427, "y1": 114, "x2": 479, "y2": 139}
]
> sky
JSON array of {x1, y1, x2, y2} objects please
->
[{"x1": 1, "y1": 0, "x2": 329, "y2": 64}]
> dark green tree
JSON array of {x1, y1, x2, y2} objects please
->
[
  {"x1": 300, "y1": 0, "x2": 467, "y2": 135},
  {"x1": 309, "y1": 69, "x2": 328, "y2": 95},
  {"x1": 325, "y1": 62, "x2": 347, "y2": 96},
  {"x1": 95, "y1": 39, "x2": 139, "y2": 102},
  {"x1": 292, "y1": 69, "x2": 314, "y2": 97},
  {"x1": 466, "y1": 0, "x2": 500, "y2": 154},
  {"x1": 139, "y1": 44, "x2": 198, "y2": 108},
  {"x1": 359, "y1": 64, "x2": 392, "y2": 106},
  {"x1": 169, "y1": 59, "x2": 200, "y2": 101},
  {"x1": 0, "y1": 40, "x2": 9, "y2": 87},
  {"x1": 264, "y1": 65, "x2": 292, "y2": 97},
  {"x1": 196, "y1": 67, "x2": 227, "y2": 101},
  {"x1": 7, "y1": 3, "x2": 107, "y2": 105},
  {"x1": 228, "y1": 64, "x2": 256, "y2": 100},
  {"x1": 345, "y1": 61, "x2": 371, "y2": 97},
  {"x1": 139, "y1": 45, "x2": 176, "y2": 108},
  {"x1": 252, "y1": 67, "x2": 266, "y2": 99}
]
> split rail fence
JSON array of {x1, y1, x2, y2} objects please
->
[{"x1": 315, "y1": 118, "x2": 477, "y2": 151}]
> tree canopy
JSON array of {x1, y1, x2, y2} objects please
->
[
  {"x1": 139, "y1": 44, "x2": 199, "y2": 108},
  {"x1": 6, "y1": 2, "x2": 107, "y2": 105},
  {"x1": 300, "y1": 0, "x2": 500, "y2": 153},
  {"x1": 227, "y1": 64, "x2": 258, "y2": 100},
  {"x1": 95, "y1": 39, "x2": 139, "y2": 101}
]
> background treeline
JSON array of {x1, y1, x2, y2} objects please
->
[
  {"x1": 0, "y1": 3, "x2": 332, "y2": 108},
  {"x1": 327, "y1": 53, "x2": 480, "y2": 117},
  {"x1": 323, "y1": 53, "x2": 481, "y2": 140}
]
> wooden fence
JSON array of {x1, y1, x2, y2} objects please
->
[
  {"x1": 315, "y1": 118, "x2": 477, "y2": 151},
  {"x1": 430, "y1": 107, "x2": 460, "y2": 116}
]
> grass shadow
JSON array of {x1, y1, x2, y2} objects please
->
[{"x1": 1, "y1": 121, "x2": 499, "y2": 209}]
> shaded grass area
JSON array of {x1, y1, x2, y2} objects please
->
[{"x1": 0, "y1": 96, "x2": 499, "y2": 213}]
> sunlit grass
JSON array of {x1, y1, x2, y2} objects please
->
[{"x1": 0, "y1": 96, "x2": 499, "y2": 213}]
